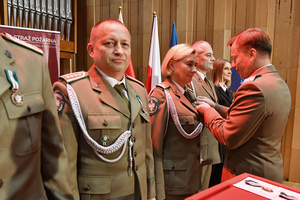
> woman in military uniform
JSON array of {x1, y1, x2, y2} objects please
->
[{"x1": 148, "y1": 44, "x2": 204, "y2": 200}]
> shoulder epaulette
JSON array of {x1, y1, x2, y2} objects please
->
[
  {"x1": 126, "y1": 75, "x2": 145, "y2": 88},
  {"x1": 156, "y1": 83, "x2": 170, "y2": 90},
  {"x1": 59, "y1": 71, "x2": 88, "y2": 83},
  {"x1": 1, "y1": 32, "x2": 44, "y2": 55}
]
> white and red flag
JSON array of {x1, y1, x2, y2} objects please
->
[{"x1": 146, "y1": 14, "x2": 161, "y2": 93}]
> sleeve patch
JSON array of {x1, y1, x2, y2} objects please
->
[
  {"x1": 54, "y1": 91, "x2": 65, "y2": 114},
  {"x1": 148, "y1": 96, "x2": 159, "y2": 116}
]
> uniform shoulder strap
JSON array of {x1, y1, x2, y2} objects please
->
[
  {"x1": 1, "y1": 32, "x2": 44, "y2": 55},
  {"x1": 126, "y1": 75, "x2": 145, "y2": 88},
  {"x1": 59, "y1": 71, "x2": 88, "y2": 83}
]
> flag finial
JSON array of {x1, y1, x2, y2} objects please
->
[
  {"x1": 153, "y1": 11, "x2": 156, "y2": 16},
  {"x1": 118, "y1": 6, "x2": 122, "y2": 11}
]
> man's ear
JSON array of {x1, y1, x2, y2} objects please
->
[
  {"x1": 249, "y1": 48, "x2": 256, "y2": 60},
  {"x1": 87, "y1": 43, "x2": 94, "y2": 58},
  {"x1": 169, "y1": 60, "x2": 175, "y2": 72}
]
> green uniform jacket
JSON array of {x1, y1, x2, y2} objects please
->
[
  {"x1": 53, "y1": 64, "x2": 155, "y2": 199},
  {"x1": 0, "y1": 33, "x2": 74, "y2": 199},
  {"x1": 149, "y1": 78, "x2": 203, "y2": 200},
  {"x1": 192, "y1": 73, "x2": 221, "y2": 166},
  {"x1": 203, "y1": 65, "x2": 291, "y2": 183}
]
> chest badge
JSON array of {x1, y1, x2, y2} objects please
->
[{"x1": 101, "y1": 135, "x2": 110, "y2": 146}]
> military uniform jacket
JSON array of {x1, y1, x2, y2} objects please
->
[
  {"x1": 53, "y1": 64, "x2": 155, "y2": 200},
  {"x1": 0, "y1": 33, "x2": 74, "y2": 199},
  {"x1": 192, "y1": 73, "x2": 221, "y2": 165},
  {"x1": 203, "y1": 65, "x2": 291, "y2": 183},
  {"x1": 148, "y1": 78, "x2": 203, "y2": 199}
]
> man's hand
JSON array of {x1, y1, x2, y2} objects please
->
[
  {"x1": 195, "y1": 102, "x2": 211, "y2": 116},
  {"x1": 147, "y1": 198, "x2": 156, "y2": 200}
]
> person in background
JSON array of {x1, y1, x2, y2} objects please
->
[
  {"x1": 212, "y1": 59, "x2": 233, "y2": 107},
  {"x1": 149, "y1": 43, "x2": 204, "y2": 200},
  {"x1": 208, "y1": 59, "x2": 233, "y2": 187},
  {"x1": 0, "y1": 33, "x2": 74, "y2": 200},
  {"x1": 196, "y1": 28, "x2": 291, "y2": 183},
  {"x1": 191, "y1": 41, "x2": 221, "y2": 190},
  {"x1": 53, "y1": 19, "x2": 156, "y2": 200}
]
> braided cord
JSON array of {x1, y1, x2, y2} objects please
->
[
  {"x1": 165, "y1": 90, "x2": 203, "y2": 139},
  {"x1": 66, "y1": 84, "x2": 131, "y2": 163}
]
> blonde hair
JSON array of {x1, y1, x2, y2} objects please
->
[
  {"x1": 161, "y1": 44, "x2": 196, "y2": 76},
  {"x1": 212, "y1": 59, "x2": 231, "y2": 87}
]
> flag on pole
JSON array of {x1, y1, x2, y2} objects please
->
[
  {"x1": 229, "y1": 68, "x2": 244, "y2": 92},
  {"x1": 170, "y1": 22, "x2": 178, "y2": 48},
  {"x1": 118, "y1": 6, "x2": 136, "y2": 78},
  {"x1": 146, "y1": 13, "x2": 161, "y2": 93}
]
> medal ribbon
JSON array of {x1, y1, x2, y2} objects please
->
[{"x1": 5, "y1": 69, "x2": 20, "y2": 91}]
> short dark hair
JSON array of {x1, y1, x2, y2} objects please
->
[
  {"x1": 227, "y1": 28, "x2": 272, "y2": 56},
  {"x1": 90, "y1": 19, "x2": 129, "y2": 43}
]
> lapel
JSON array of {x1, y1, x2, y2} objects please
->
[
  {"x1": 165, "y1": 78, "x2": 198, "y2": 115},
  {"x1": 125, "y1": 77, "x2": 143, "y2": 122},
  {"x1": 217, "y1": 87, "x2": 232, "y2": 103},
  {"x1": 88, "y1": 65, "x2": 130, "y2": 118},
  {"x1": 0, "y1": 37, "x2": 15, "y2": 96},
  {"x1": 193, "y1": 73, "x2": 217, "y2": 102}
]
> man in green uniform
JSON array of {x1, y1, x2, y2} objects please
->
[{"x1": 53, "y1": 19, "x2": 156, "y2": 200}]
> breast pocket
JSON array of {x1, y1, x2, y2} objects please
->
[
  {"x1": 87, "y1": 113, "x2": 122, "y2": 146},
  {"x1": 3, "y1": 91, "x2": 45, "y2": 156}
]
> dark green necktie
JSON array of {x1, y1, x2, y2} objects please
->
[
  {"x1": 184, "y1": 88, "x2": 197, "y2": 107},
  {"x1": 114, "y1": 84, "x2": 130, "y2": 109}
]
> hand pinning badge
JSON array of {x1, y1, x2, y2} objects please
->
[{"x1": 5, "y1": 69, "x2": 24, "y2": 107}]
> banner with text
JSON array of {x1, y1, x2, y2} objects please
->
[{"x1": 0, "y1": 25, "x2": 60, "y2": 84}]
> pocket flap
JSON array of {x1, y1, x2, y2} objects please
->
[
  {"x1": 163, "y1": 159, "x2": 187, "y2": 170},
  {"x1": 178, "y1": 115, "x2": 194, "y2": 125},
  {"x1": 4, "y1": 91, "x2": 45, "y2": 119},
  {"x1": 88, "y1": 114, "x2": 121, "y2": 129},
  {"x1": 78, "y1": 176, "x2": 111, "y2": 194}
]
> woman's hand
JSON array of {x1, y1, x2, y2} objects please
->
[{"x1": 196, "y1": 96, "x2": 215, "y2": 107}]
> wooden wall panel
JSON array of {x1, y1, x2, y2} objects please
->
[{"x1": 76, "y1": 0, "x2": 300, "y2": 182}]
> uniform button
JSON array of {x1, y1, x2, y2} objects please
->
[
  {"x1": 0, "y1": 179, "x2": 3, "y2": 188},
  {"x1": 4, "y1": 50, "x2": 12, "y2": 58},
  {"x1": 132, "y1": 123, "x2": 135, "y2": 128},
  {"x1": 197, "y1": 143, "x2": 200, "y2": 147},
  {"x1": 135, "y1": 166, "x2": 138, "y2": 171},
  {"x1": 134, "y1": 152, "x2": 137, "y2": 157},
  {"x1": 103, "y1": 120, "x2": 108, "y2": 126},
  {"x1": 27, "y1": 106, "x2": 31, "y2": 112},
  {"x1": 172, "y1": 165, "x2": 175, "y2": 170},
  {"x1": 83, "y1": 185, "x2": 91, "y2": 191},
  {"x1": 185, "y1": 119, "x2": 189, "y2": 124},
  {"x1": 132, "y1": 137, "x2": 136, "y2": 142}
]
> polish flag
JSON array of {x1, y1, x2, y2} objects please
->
[
  {"x1": 119, "y1": 7, "x2": 136, "y2": 78},
  {"x1": 146, "y1": 14, "x2": 161, "y2": 93}
]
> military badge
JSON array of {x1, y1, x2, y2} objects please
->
[
  {"x1": 54, "y1": 91, "x2": 65, "y2": 114},
  {"x1": 11, "y1": 91, "x2": 24, "y2": 107},
  {"x1": 148, "y1": 96, "x2": 159, "y2": 115},
  {"x1": 101, "y1": 135, "x2": 110, "y2": 146}
]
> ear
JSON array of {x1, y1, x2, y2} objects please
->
[
  {"x1": 87, "y1": 43, "x2": 94, "y2": 58},
  {"x1": 169, "y1": 60, "x2": 175, "y2": 72},
  {"x1": 249, "y1": 48, "x2": 256, "y2": 61}
]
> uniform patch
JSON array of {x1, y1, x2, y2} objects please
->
[
  {"x1": 148, "y1": 96, "x2": 159, "y2": 115},
  {"x1": 54, "y1": 91, "x2": 65, "y2": 114}
]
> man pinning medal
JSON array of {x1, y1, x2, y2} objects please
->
[{"x1": 53, "y1": 19, "x2": 156, "y2": 200}]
